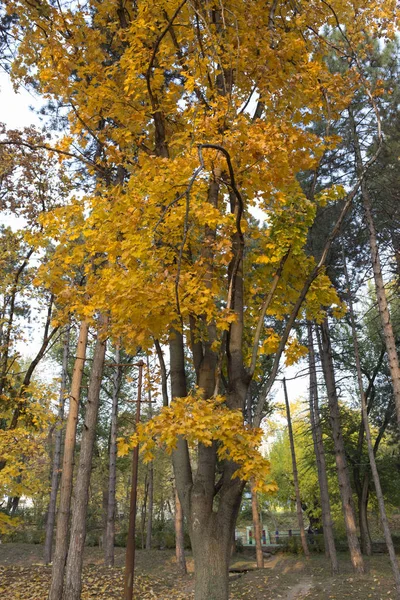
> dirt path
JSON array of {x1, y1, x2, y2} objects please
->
[{"x1": 285, "y1": 579, "x2": 313, "y2": 600}]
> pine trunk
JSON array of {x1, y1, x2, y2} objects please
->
[
  {"x1": 283, "y1": 378, "x2": 310, "y2": 558},
  {"x1": 344, "y1": 251, "x2": 400, "y2": 594},
  {"x1": 307, "y1": 323, "x2": 338, "y2": 573},
  {"x1": 251, "y1": 483, "x2": 264, "y2": 568},
  {"x1": 48, "y1": 321, "x2": 89, "y2": 600},
  {"x1": 175, "y1": 488, "x2": 187, "y2": 575},
  {"x1": 44, "y1": 328, "x2": 70, "y2": 565},
  {"x1": 104, "y1": 347, "x2": 121, "y2": 566},
  {"x1": 363, "y1": 192, "x2": 400, "y2": 432},
  {"x1": 63, "y1": 318, "x2": 107, "y2": 600},
  {"x1": 358, "y1": 475, "x2": 372, "y2": 556},
  {"x1": 350, "y1": 110, "x2": 400, "y2": 434},
  {"x1": 318, "y1": 319, "x2": 364, "y2": 574}
]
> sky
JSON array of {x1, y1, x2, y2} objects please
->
[{"x1": 0, "y1": 68, "x2": 311, "y2": 416}]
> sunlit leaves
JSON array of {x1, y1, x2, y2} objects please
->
[{"x1": 119, "y1": 390, "x2": 277, "y2": 494}]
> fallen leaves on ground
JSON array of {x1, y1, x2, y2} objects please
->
[{"x1": 0, "y1": 546, "x2": 398, "y2": 599}]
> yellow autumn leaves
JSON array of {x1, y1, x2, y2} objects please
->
[{"x1": 118, "y1": 390, "x2": 277, "y2": 494}]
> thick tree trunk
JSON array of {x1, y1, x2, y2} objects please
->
[
  {"x1": 191, "y1": 513, "x2": 232, "y2": 600},
  {"x1": 318, "y1": 319, "x2": 364, "y2": 574},
  {"x1": 283, "y1": 378, "x2": 310, "y2": 559},
  {"x1": 63, "y1": 317, "x2": 107, "y2": 600},
  {"x1": 175, "y1": 488, "x2": 187, "y2": 575},
  {"x1": 48, "y1": 321, "x2": 89, "y2": 600},
  {"x1": 251, "y1": 483, "x2": 264, "y2": 568},
  {"x1": 104, "y1": 347, "x2": 121, "y2": 566},
  {"x1": 307, "y1": 323, "x2": 338, "y2": 573},
  {"x1": 344, "y1": 251, "x2": 400, "y2": 594},
  {"x1": 44, "y1": 327, "x2": 70, "y2": 565},
  {"x1": 358, "y1": 474, "x2": 372, "y2": 556}
]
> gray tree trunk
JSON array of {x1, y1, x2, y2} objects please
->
[
  {"x1": 175, "y1": 488, "x2": 187, "y2": 575},
  {"x1": 104, "y1": 346, "x2": 121, "y2": 566},
  {"x1": 44, "y1": 327, "x2": 70, "y2": 565},
  {"x1": 318, "y1": 319, "x2": 364, "y2": 574},
  {"x1": 190, "y1": 511, "x2": 233, "y2": 600},
  {"x1": 250, "y1": 483, "x2": 264, "y2": 568},
  {"x1": 307, "y1": 323, "x2": 338, "y2": 573},
  {"x1": 283, "y1": 378, "x2": 310, "y2": 559},
  {"x1": 48, "y1": 321, "x2": 89, "y2": 600},
  {"x1": 63, "y1": 317, "x2": 107, "y2": 600},
  {"x1": 358, "y1": 474, "x2": 372, "y2": 556}
]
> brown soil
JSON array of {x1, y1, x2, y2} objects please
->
[{"x1": 0, "y1": 544, "x2": 398, "y2": 599}]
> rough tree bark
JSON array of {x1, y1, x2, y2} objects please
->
[
  {"x1": 44, "y1": 327, "x2": 70, "y2": 565},
  {"x1": 318, "y1": 319, "x2": 364, "y2": 574},
  {"x1": 48, "y1": 320, "x2": 89, "y2": 600},
  {"x1": 307, "y1": 323, "x2": 338, "y2": 573},
  {"x1": 250, "y1": 482, "x2": 264, "y2": 568},
  {"x1": 344, "y1": 250, "x2": 400, "y2": 595},
  {"x1": 104, "y1": 346, "x2": 121, "y2": 566},
  {"x1": 175, "y1": 487, "x2": 187, "y2": 575},
  {"x1": 63, "y1": 316, "x2": 107, "y2": 600},
  {"x1": 282, "y1": 378, "x2": 310, "y2": 559}
]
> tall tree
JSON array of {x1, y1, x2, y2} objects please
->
[
  {"x1": 63, "y1": 316, "x2": 107, "y2": 600},
  {"x1": 104, "y1": 346, "x2": 122, "y2": 567},
  {"x1": 343, "y1": 250, "x2": 400, "y2": 595},
  {"x1": 317, "y1": 319, "x2": 364, "y2": 573},
  {"x1": 307, "y1": 323, "x2": 338, "y2": 573},
  {"x1": 48, "y1": 321, "x2": 89, "y2": 600},
  {"x1": 44, "y1": 326, "x2": 70, "y2": 565},
  {"x1": 8, "y1": 2, "x2": 397, "y2": 598},
  {"x1": 282, "y1": 378, "x2": 309, "y2": 559}
]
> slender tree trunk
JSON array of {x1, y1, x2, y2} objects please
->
[
  {"x1": 358, "y1": 474, "x2": 372, "y2": 556},
  {"x1": 48, "y1": 321, "x2": 89, "y2": 600},
  {"x1": 350, "y1": 110, "x2": 400, "y2": 433},
  {"x1": 63, "y1": 317, "x2": 107, "y2": 600},
  {"x1": 344, "y1": 250, "x2": 400, "y2": 594},
  {"x1": 307, "y1": 323, "x2": 338, "y2": 573},
  {"x1": 251, "y1": 482, "x2": 264, "y2": 568},
  {"x1": 146, "y1": 464, "x2": 154, "y2": 550},
  {"x1": 124, "y1": 360, "x2": 144, "y2": 600},
  {"x1": 140, "y1": 473, "x2": 148, "y2": 549},
  {"x1": 145, "y1": 353, "x2": 154, "y2": 551},
  {"x1": 283, "y1": 378, "x2": 310, "y2": 558},
  {"x1": 44, "y1": 327, "x2": 70, "y2": 565},
  {"x1": 364, "y1": 193, "x2": 400, "y2": 432},
  {"x1": 318, "y1": 319, "x2": 364, "y2": 574},
  {"x1": 7, "y1": 495, "x2": 20, "y2": 515},
  {"x1": 175, "y1": 488, "x2": 187, "y2": 575},
  {"x1": 104, "y1": 347, "x2": 121, "y2": 567}
]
